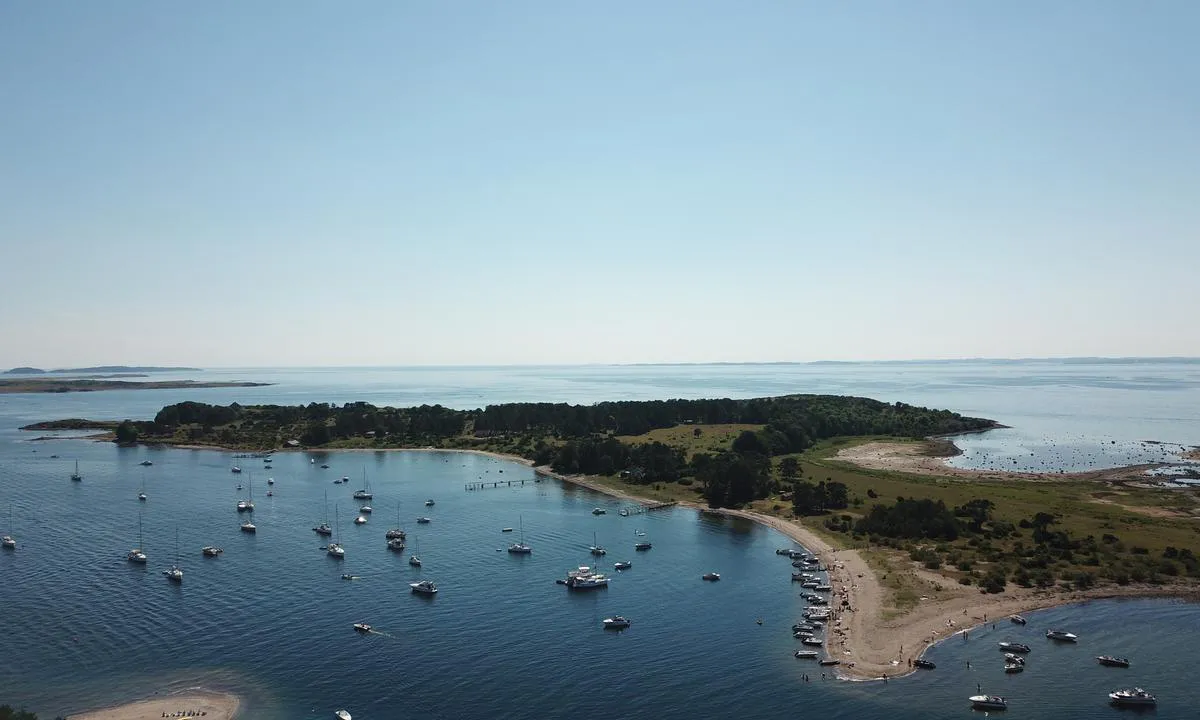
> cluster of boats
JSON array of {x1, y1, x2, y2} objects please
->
[
  {"x1": 778, "y1": 547, "x2": 835, "y2": 661},
  {"x1": 969, "y1": 688, "x2": 1156, "y2": 711}
]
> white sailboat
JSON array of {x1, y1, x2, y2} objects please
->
[
  {"x1": 127, "y1": 511, "x2": 147, "y2": 563},
  {"x1": 353, "y1": 469, "x2": 373, "y2": 500},
  {"x1": 507, "y1": 515, "x2": 531, "y2": 554},
  {"x1": 409, "y1": 537, "x2": 422, "y2": 567},
  {"x1": 327, "y1": 504, "x2": 345, "y2": 558},
  {"x1": 71, "y1": 460, "x2": 82, "y2": 482},
  {"x1": 2, "y1": 504, "x2": 16, "y2": 549},
  {"x1": 313, "y1": 490, "x2": 333, "y2": 536},
  {"x1": 385, "y1": 501, "x2": 406, "y2": 540},
  {"x1": 589, "y1": 531, "x2": 606, "y2": 556},
  {"x1": 138, "y1": 469, "x2": 148, "y2": 501},
  {"x1": 162, "y1": 528, "x2": 183, "y2": 582}
]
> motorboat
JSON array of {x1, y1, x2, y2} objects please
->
[
  {"x1": 618, "y1": 509, "x2": 629, "y2": 517},
  {"x1": 603, "y1": 616, "x2": 631, "y2": 630},
  {"x1": 266, "y1": 477, "x2": 275, "y2": 485},
  {"x1": 792, "y1": 560, "x2": 808, "y2": 568},
  {"x1": 320, "y1": 463, "x2": 329, "y2": 469},
  {"x1": 801, "y1": 637, "x2": 823, "y2": 647},
  {"x1": 776, "y1": 548, "x2": 795, "y2": 555},
  {"x1": 388, "y1": 538, "x2": 406, "y2": 552},
  {"x1": 592, "y1": 508, "x2": 607, "y2": 515},
  {"x1": 163, "y1": 565, "x2": 183, "y2": 582},
  {"x1": 502, "y1": 527, "x2": 514, "y2": 532},
  {"x1": 614, "y1": 561, "x2": 632, "y2": 570},
  {"x1": 1109, "y1": 688, "x2": 1156, "y2": 707},
  {"x1": 353, "y1": 622, "x2": 372, "y2": 633},
  {"x1": 702, "y1": 572, "x2": 721, "y2": 581},
  {"x1": 565, "y1": 566, "x2": 609, "y2": 589},
  {"x1": 354, "y1": 516, "x2": 367, "y2": 525},
  {"x1": 793, "y1": 630, "x2": 814, "y2": 639},
  {"x1": 794, "y1": 650, "x2": 819, "y2": 659},
  {"x1": 914, "y1": 659, "x2": 936, "y2": 670},
  {"x1": 998, "y1": 642, "x2": 1031, "y2": 653},
  {"x1": 791, "y1": 572, "x2": 808, "y2": 581},
  {"x1": 1098, "y1": 655, "x2": 1131, "y2": 668},
  {"x1": 138, "y1": 492, "x2": 147, "y2": 501},
  {"x1": 801, "y1": 580, "x2": 820, "y2": 588},
  {"x1": 1, "y1": 535, "x2": 14, "y2": 549},
  {"x1": 1046, "y1": 630, "x2": 1078, "y2": 642},
  {"x1": 335, "y1": 711, "x2": 352, "y2": 720},
  {"x1": 333, "y1": 479, "x2": 343, "y2": 484},
  {"x1": 818, "y1": 659, "x2": 840, "y2": 666},
  {"x1": 265, "y1": 491, "x2": 273, "y2": 497},
  {"x1": 635, "y1": 541, "x2": 652, "y2": 551},
  {"x1": 969, "y1": 695, "x2": 1007, "y2": 711},
  {"x1": 359, "y1": 505, "x2": 372, "y2": 514},
  {"x1": 1004, "y1": 653, "x2": 1025, "y2": 665},
  {"x1": 416, "y1": 517, "x2": 431, "y2": 524},
  {"x1": 341, "y1": 574, "x2": 357, "y2": 580},
  {"x1": 425, "y1": 499, "x2": 435, "y2": 507},
  {"x1": 240, "y1": 520, "x2": 256, "y2": 533},
  {"x1": 231, "y1": 466, "x2": 241, "y2": 474},
  {"x1": 410, "y1": 579, "x2": 438, "y2": 595},
  {"x1": 1010, "y1": 614, "x2": 1027, "y2": 625},
  {"x1": 314, "y1": 522, "x2": 333, "y2": 536},
  {"x1": 792, "y1": 624, "x2": 816, "y2": 632},
  {"x1": 139, "y1": 460, "x2": 153, "y2": 467},
  {"x1": 1004, "y1": 662, "x2": 1024, "y2": 673},
  {"x1": 201, "y1": 546, "x2": 223, "y2": 557}
]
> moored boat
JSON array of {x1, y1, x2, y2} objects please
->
[
  {"x1": 603, "y1": 616, "x2": 631, "y2": 629},
  {"x1": 1004, "y1": 662, "x2": 1024, "y2": 673},
  {"x1": 635, "y1": 541, "x2": 652, "y2": 551},
  {"x1": 794, "y1": 650, "x2": 819, "y2": 659},
  {"x1": 702, "y1": 572, "x2": 720, "y2": 581},
  {"x1": 998, "y1": 642, "x2": 1031, "y2": 653},
  {"x1": 1010, "y1": 614, "x2": 1027, "y2": 625},
  {"x1": 353, "y1": 622, "x2": 372, "y2": 633},
  {"x1": 1109, "y1": 687, "x2": 1156, "y2": 707},
  {"x1": 565, "y1": 565, "x2": 609, "y2": 589},
  {"x1": 969, "y1": 695, "x2": 1007, "y2": 711},
  {"x1": 201, "y1": 546, "x2": 223, "y2": 557},
  {"x1": 410, "y1": 579, "x2": 438, "y2": 594},
  {"x1": 1098, "y1": 655, "x2": 1131, "y2": 668},
  {"x1": 614, "y1": 561, "x2": 632, "y2": 570},
  {"x1": 1046, "y1": 629, "x2": 1078, "y2": 642},
  {"x1": 914, "y1": 658, "x2": 936, "y2": 670}
]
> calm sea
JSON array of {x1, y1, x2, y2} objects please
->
[{"x1": 1, "y1": 361, "x2": 1198, "y2": 719}]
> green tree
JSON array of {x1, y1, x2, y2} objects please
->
[
  {"x1": 0, "y1": 706, "x2": 38, "y2": 720},
  {"x1": 778, "y1": 457, "x2": 800, "y2": 481},
  {"x1": 114, "y1": 420, "x2": 138, "y2": 444}
]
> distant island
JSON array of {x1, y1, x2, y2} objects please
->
[
  {"x1": 2, "y1": 365, "x2": 202, "y2": 375},
  {"x1": 0, "y1": 379, "x2": 270, "y2": 394}
]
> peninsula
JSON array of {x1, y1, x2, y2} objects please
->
[
  {"x1": 2, "y1": 365, "x2": 202, "y2": 374},
  {"x1": 1, "y1": 379, "x2": 271, "y2": 394},
  {"x1": 29, "y1": 395, "x2": 1200, "y2": 679}
]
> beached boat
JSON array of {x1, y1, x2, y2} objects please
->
[
  {"x1": 914, "y1": 659, "x2": 936, "y2": 670},
  {"x1": 1046, "y1": 629, "x2": 1078, "y2": 642},
  {"x1": 1010, "y1": 614, "x2": 1027, "y2": 625},
  {"x1": 1098, "y1": 655, "x2": 1131, "y2": 668},
  {"x1": 969, "y1": 695, "x2": 1007, "y2": 711},
  {"x1": 818, "y1": 659, "x2": 840, "y2": 666},
  {"x1": 801, "y1": 637, "x2": 823, "y2": 647},
  {"x1": 776, "y1": 548, "x2": 795, "y2": 556},
  {"x1": 794, "y1": 650, "x2": 819, "y2": 659},
  {"x1": 603, "y1": 616, "x2": 631, "y2": 630},
  {"x1": 1109, "y1": 688, "x2": 1156, "y2": 707},
  {"x1": 998, "y1": 642, "x2": 1031, "y2": 653}
]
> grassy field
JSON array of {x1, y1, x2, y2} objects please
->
[{"x1": 616, "y1": 423, "x2": 764, "y2": 460}]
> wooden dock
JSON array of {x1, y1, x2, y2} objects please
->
[{"x1": 464, "y1": 478, "x2": 543, "y2": 491}]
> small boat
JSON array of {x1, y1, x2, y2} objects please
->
[
  {"x1": 201, "y1": 546, "x2": 223, "y2": 557},
  {"x1": 1098, "y1": 656, "x2": 1131, "y2": 668},
  {"x1": 815, "y1": 584, "x2": 832, "y2": 592},
  {"x1": 0, "y1": 536, "x2": 13, "y2": 549},
  {"x1": 416, "y1": 517, "x2": 431, "y2": 524},
  {"x1": 138, "y1": 492, "x2": 147, "y2": 502},
  {"x1": 1004, "y1": 662, "x2": 1024, "y2": 673},
  {"x1": 333, "y1": 479, "x2": 343, "y2": 484},
  {"x1": 618, "y1": 509, "x2": 629, "y2": 517},
  {"x1": 354, "y1": 515, "x2": 367, "y2": 525},
  {"x1": 71, "y1": 461, "x2": 82, "y2": 481},
  {"x1": 140, "y1": 460, "x2": 153, "y2": 467},
  {"x1": 502, "y1": 527, "x2": 513, "y2": 532},
  {"x1": 236, "y1": 484, "x2": 243, "y2": 491},
  {"x1": 410, "y1": 579, "x2": 438, "y2": 594},
  {"x1": 776, "y1": 548, "x2": 794, "y2": 555},
  {"x1": 387, "y1": 537, "x2": 406, "y2": 551},
  {"x1": 359, "y1": 505, "x2": 372, "y2": 514},
  {"x1": 409, "y1": 537, "x2": 422, "y2": 566},
  {"x1": 801, "y1": 580, "x2": 820, "y2": 588},
  {"x1": 801, "y1": 637, "x2": 823, "y2": 647},
  {"x1": 267, "y1": 477, "x2": 274, "y2": 485},
  {"x1": 162, "y1": 528, "x2": 183, "y2": 582},
  {"x1": 914, "y1": 659, "x2": 936, "y2": 670},
  {"x1": 998, "y1": 642, "x2": 1031, "y2": 653},
  {"x1": 1010, "y1": 614, "x2": 1027, "y2": 625},
  {"x1": 1109, "y1": 688, "x2": 1156, "y2": 707},
  {"x1": 240, "y1": 520, "x2": 256, "y2": 533},
  {"x1": 231, "y1": 466, "x2": 242, "y2": 473},
  {"x1": 564, "y1": 566, "x2": 609, "y2": 589},
  {"x1": 1004, "y1": 653, "x2": 1025, "y2": 665},
  {"x1": 320, "y1": 463, "x2": 329, "y2": 469},
  {"x1": 592, "y1": 508, "x2": 607, "y2": 515},
  {"x1": 635, "y1": 541, "x2": 652, "y2": 551},
  {"x1": 702, "y1": 572, "x2": 721, "y2": 581},
  {"x1": 794, "y1": 650, "x2": 819, "y2": 659},
  {"x1": 1046, "y1": 629, "x2": 1078, "y2": 642},
  {"x1": 792, "y1": 624, "x2": 816, "y2": 632},
  {"x1": 603, "y1": 616, "x2": 631, "y2": 630},
  {"x1": 425, "y1": 499, "x2": 435, "y2": 506},
  {"x1": 614, "y1": 561, "x2": 632, "y2": 570},
  {"x1": 353, "y1": 622, "x2": 372, "y2": 633},
  {"x1": 793, "y1": 630, "x2": 814, "y2": 639},
  {"x1": 266, "y1": 491, "x2": 273, "y2": 497},
  {"x1": 341, "y1": 574, "x2": 357, "y2": 580},
  {"x1": 818, "y1": 659, "x2": 840, "y2": 666},
  {"x1": 335, "y1": 711, "x2": 352, "y2": 720},
  {"x1": 969, "y1": 695, "x2": 1007, "y2": 711}
]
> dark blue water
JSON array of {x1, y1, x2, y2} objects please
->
[{"x1": 2, "y1": 442, "x2": 1199, "y2": 719}]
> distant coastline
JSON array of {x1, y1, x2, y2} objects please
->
[
  {"x1": 0, "y1": 379, "x2": 270, "y2": 394},
  {"x1": 2, "y1": 365, "x2": 201, "y2": 375}
]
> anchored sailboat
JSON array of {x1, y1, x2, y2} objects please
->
[
  {"x1": 507, "y1": 515, "x2": 531, "y2": 554},
  {"x1": 327, "y1": 504, "x2": 345, "y2": 557},
  {"x1": 162, "y1": 527, "x2": 183, "y2": 582},
  {"x1": 314, "y1": 490, "x2": 333, "y2": 536},
  {"x1": 127, "y1": 511, "x2": 147, "y2": 563},
  {"x1": 71, "y1": 460, "x2": 82, "y2": 482},
  {"x1": 2, "y1": 504, "x2": 16, "y2": 549}
]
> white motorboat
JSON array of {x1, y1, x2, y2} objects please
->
[
  {"x1": 359, "y1": 505, "x2": 372, "y2": 514},
  {"x1": 565, "y1": 566, "x2": 610, "y2": 589},
  {"x1": 335, "y1": 711, "x2": 352, "y2": 720},
  {"x1": 614, "y1": 561, "x2": 632, "y2": 570},
  {"x1": 794, "y1": 650, "x2": 819, "y2": 659},
  {"x1": 969, "y1": 695, "x2": 1007, "y2": 711},
  {"x1": 231, "y1": 466, "x2": 241, "y2": 474},
  {"x1": 1004, "y1": 662, "x2": 1024, "y2": 673},
  {"x1": 801, "y1": 637, "x2": 823, "y2": 647},
  {"x1": 592, "y1": 507, "x2": 607, "y2": 515},
  {"x1": 202, "y1": 546, "x2": 223, "y2": 557},
  {"x1": 998, "y1": 642, "x2": 1031, "y2": 653},
  {"x1": 410, "y1": 579, "x2": 438, "y2": 594},
  {"x1": 1004, "y1": 653, "x2": 1025, "y2": 665},
  {"x1": 1046, "y1": 629, "x2": 1078, "y2": 642},
  {"x1": 603, "y1": 616, "x2": 631, "y2": 629},
  {"x1": 416, "y1": 517, "x2": 432, "y2": 524},
  {"x1": 267, "y1": 477, "x2": 274, "y2": 485},
  {"x1": 1109, "y1": 688, "x2": 1156, "y2": 707},
  {"x1": 424, "y1": 499, "x2": 435, "y2": 507},
  {"x1": 139, "y1": 460, "x2": 153, "y2": 467},
  {"x1": 354, "y1": 515, "x2": 367, "y2": 525},
  {"x1": 353, "y1": 622, "x2": 372, "y2": 633}
]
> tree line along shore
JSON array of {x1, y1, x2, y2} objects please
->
[{"x1": 26, "y1": 394, "x2": 1200, "y2": 663}]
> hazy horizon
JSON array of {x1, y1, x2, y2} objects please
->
[{"x1": 3, "y1": 2, "x2": 1197, "y2": 367}]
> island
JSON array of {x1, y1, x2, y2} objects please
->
[
  {"x1": 2, "y1": 365, "x2": 202, "y2": 374},
  {"x1": 0, "y1": 379, "x2": 271, "y2": 394},
  {"x1": 28, "y1": 394, "x2": 1200, "y2": 680}
]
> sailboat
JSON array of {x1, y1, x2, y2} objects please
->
[
  {"x1": 2, "y1": 504, "x2": 16, "y2": 549},
  {"x1": 385, "y1": 501, "x2": 406, "y2": 541},
  {"x1": 589, "y1": 531, "x2": 607, "y2": 556},
  {"x1": 314, "y1": 490, "x2": 333, "y2": 536},
  {"x1": 70, "y1": 460, "x2": 82, "y2": 482},
  {"x1": 138, "y1": 469, "x2": 148, "y2": 501},
  {"x1": 126, "y1": 512, "x2": 147, "y2": 563},
  {"x1": 507, "y1": 515, "x2": 532, "y2": 554},
  {"x1": 162, "y1": 527, "x2": 183, "y2": 582},
  {"x1": 327, "y1": 504, "x2": 345, "y2": 557},
  {"x1": 409, "y1": 537, "x2": 422, "y2": 567},
  {"x1": 239, "y1": 477, "x2": 257, "y2": 533},
  {"x1": 353, "y1": 469, "x2": 373, "y2": 500}
]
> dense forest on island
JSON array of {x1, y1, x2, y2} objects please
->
[{"x1": 43, "y1": 394, "x2": 997, "y2": 509}]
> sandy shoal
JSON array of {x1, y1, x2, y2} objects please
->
[{"x1": 68, "y1": 691, "x2": 239, "y2": 720}]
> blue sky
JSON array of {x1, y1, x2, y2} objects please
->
[{"x1": 1, "y1": 1, "x2": 1197, "y2": 367}]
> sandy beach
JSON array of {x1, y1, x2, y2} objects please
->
[{"x1": 67, "y1": 691, "x2": 239, "y2": 720}]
